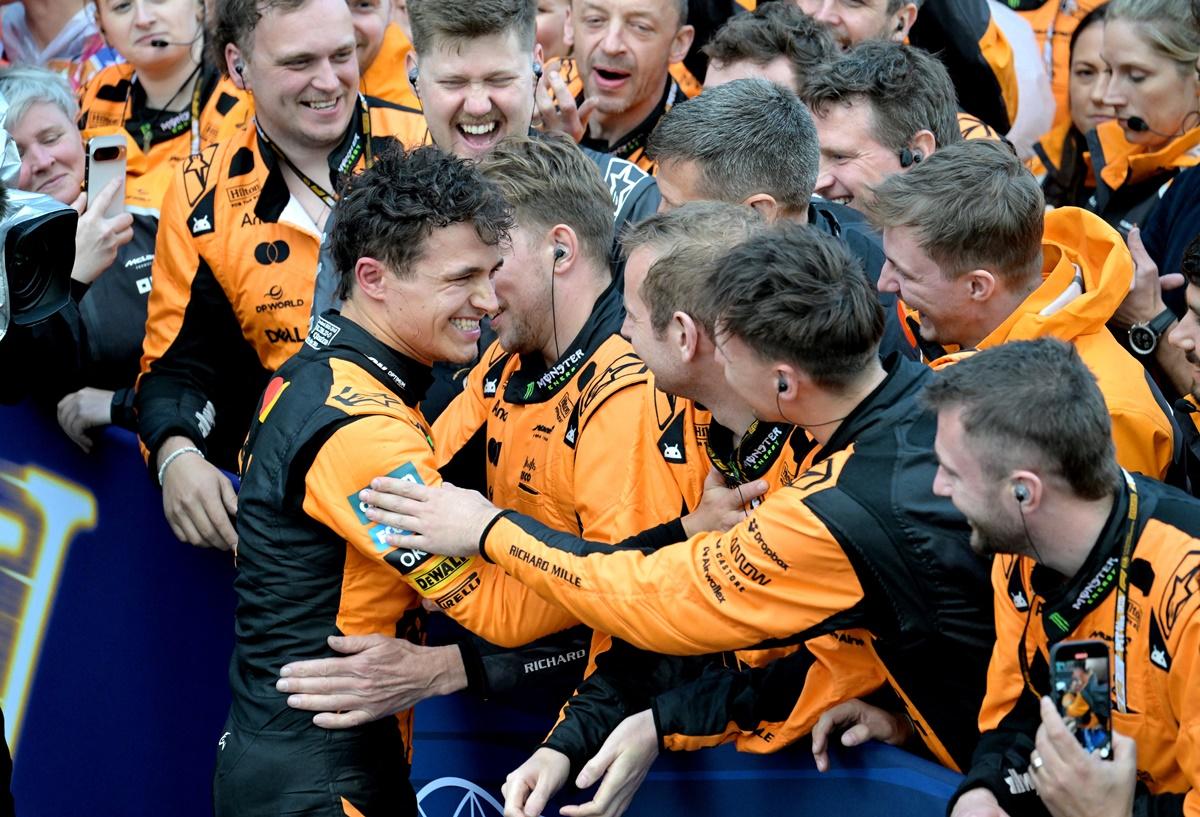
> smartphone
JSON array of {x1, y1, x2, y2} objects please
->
[
  {"x1": 85, "y1": 135, "x2": 127, "y2": 219},
  {"x1": 1049, "y1": 639, "x2": 1113, "y2": 759}
]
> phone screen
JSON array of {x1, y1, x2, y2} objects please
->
[{"x1": 1050, "y1": 642, "x2": 1112, "y2": 759}]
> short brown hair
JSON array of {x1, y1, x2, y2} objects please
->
[
  {"x1": 712, "y1": 222, "x2": 884, "y2": 389},
  {"x1": 922, "y1": 339, "x2": 1120, "y2": 500},
  {"x1": 476, "y1": 133, "x2": 614, "y2": 272},
  {"x1": 408, "y1": 0, "x2": 537, "y2": 55},
  {"x1": 211, "y1": 0, "x2": 307, "y2": 73},
  {"x1": 621, "y1": 202, "x2": 767, "y2": 336},
  {"x1": 868, "y1": 139, "x2": 1043, "y2": 284},
  {"x1": 701, "y1": 4, "x2": 837, "y2": 93},
  {"x1": 802, "y1": 41, "x2": 962, "y2": 152}
]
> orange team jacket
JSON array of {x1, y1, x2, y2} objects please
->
[
  {"x1": 360, "y1": 23, "x2": 420, "y2": 110},
  {"x1": 231, "y1": 313, "x2": 575, "y2": 759},
  {"x1": 471, "y1": 357, "x2": 997, "y2": 771},
  {"x1": 135, "y1": 96, "x2": 427, "y2": 469},
  {"x1": 958, "y1": 473, "x2": 1200, "y2": 815},
  {"x1": 78, "y1": 63, "x2": 252, "y2": 216},
  {"x1": 927, "y1": 207, "x2": 1176, "y2": 481},
  {"x1": 434, "y1": 284, "x2": 705, "y2": 674}
]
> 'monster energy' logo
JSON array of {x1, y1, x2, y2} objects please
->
[{"x1": 0, "y1": 464, "x2": 97, "y2": 751}]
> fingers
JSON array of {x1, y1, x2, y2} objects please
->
[
  {"x1": 311, "y1": 709, "x2": 372, "y2": 729},
  {"x1": 502, "y1": 776, "x2": 533, "y2": 817},
  {"x1": 840, "y1": 722, "x2": 873, "y2": 747},
  {"x1": 369, "y1": 476, "x2": 431, "y2": 499},
  {"x1": 1161, "y1": 272, "x2": 1186, "y2": 292},
  {"x1": 284, "y1": 690, "x2": 363, "y2": 711},
  {"x1": 94, "y1": 177, "x2": 122, "y2": 210},
  {"x1": 575, "y1": 745, "x2": 614, "y2": 790},
  {"x1": 326, "y1": 633, "x2": 391, "y2": 656},
  {"x1": 198, "y1": 483, "x2": 238, "y2": 550},
  {"x1": 738, "y1": 479, "x2": 769, "y2": 505},
  {"x1": 524, "y1": 773, "x2": 557, "y2": 817},
  {"x1": 70, "y1": 191, "x2": 87, "y2": 214},
  {"x1": 220, "y1": 474, "x2": 239, "y2": 517}
]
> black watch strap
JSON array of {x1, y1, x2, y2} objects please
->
[{"x1": 1130, "y1": 307, "x2": 1177, "y2": 356}]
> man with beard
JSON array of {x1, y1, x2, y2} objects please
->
[{"x1": 924, "y1": 340, "x2": 1200, "y2": 817}]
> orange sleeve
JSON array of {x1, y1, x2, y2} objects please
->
[
  {"x1": 303, "y1": 415, "x2": 579, "y2": 648},
  {"x1": 978, "y1": 556, "x2": 1034, "y2": 732},
  {"x1": 483, "y1": 484, "x2": 866, "y2": 656},
  {"x1": 979, "y1": 12, "x2": 1020, "y2": 126},
  {"x1": 431, "y1": 350, "x2": 494, "y2": 469},
  {"x1": 732, "y1": 632, "x2": 886, "y2": 753},
  {"x1": 1109, "y1": 405, "x2": 1175, "y2": 481},
  {"x1": 573, "y1": 384, "x2": 694, "y2": 541}
]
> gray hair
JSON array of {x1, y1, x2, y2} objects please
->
[
  {"x1": 0, "y1": 66, "x2": 77, "y2": 130},
  {"x1": 647, "y1": 78, "x2": 820, "y2": 213},
  {"x1": 1107, "y1": 0, "x2": 1200, "y2": 70}
]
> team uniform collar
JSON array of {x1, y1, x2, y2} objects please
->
[
  {"x1": 579, "y1": 77, "x2": 678, "y2": 161},
  {"x1": 813, "y1": 354, "x2": 930, "y2": 462},
  {"x1": 1031, "y1": 480, "x2": 1134, "y2": 640},
  {"x1": 503, "y1": 274, "x2": 624, "y2": 405},
  {"x1": 305, "y1": 310, "x2": 433, "y2": 407},
  {"x1": 706, "y1": 420, "x2": 795, "y2": 485},
  {"x1": 253, "y1": 93, "x2": 371, "y2": 222},
  {"x1": 124, "y1": 62, "x2": 219, "y2": 152}
]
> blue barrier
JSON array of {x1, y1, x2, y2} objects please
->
[{"x1": 0, "y1": 399, "x2": 962, "y2": 815}]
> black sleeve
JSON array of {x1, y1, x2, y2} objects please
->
[
  {"x1": 458, "y1": 624, "x2": 593, "y2": 698},
  {"x1": 0, "y1": 303, "x2": 86, "y2": 405},
  {"x1": 135, "y1": 258, "x2": 265, "y2": 471},
  {"x1": 1133, "y1": 786, "x2": 1187, "y2": 817},
  {"x1": 480, "y1": 512, "x2": 686, "y2": 562},
  {"x1": 544, "y1": 638, "x2": 717, "y2": 775}
]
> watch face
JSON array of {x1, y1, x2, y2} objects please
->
[{"x1": 1130, "y1": 325, "x2": 1155, "y2": 355}]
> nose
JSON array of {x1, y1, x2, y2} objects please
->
[
  {"x1": 814, "y1": 168, "x2": 835, "y2": 197},
  {"x1": 472, "y1": 275, "x2": 499, "y2": 315},
  {"x1": 1168, "y1": 309, "x2": 1198, "y2": 355},
  {"x1": 23, "y1": 143, "x2": 53, "y2": 176},
  {"x1": 463, "y1": 84, "x2": 493, "y2": 118},
  {"x1": 877, "y1": 260, "x2": 901, "y2": 294},
  {"x1": 132, "y1": 0, "x2": 154, "y2": 27},
  {"x1": 809, "y1": 0, "x2": 839, "y2": 25},
  {"x1": 932, "y1": 465, "x2": 951, "y2": 498},
  {"x1": 1100, "y1": 70, "x2": 1126, "y2": 110},
  {"x1": 599, "y1": 21, "x2": 625, "y2": 55},
  {"x1": 619, "y1": 313, "x2": 632, "y2": 341},
  {"x1": 311, "y1": 58, "x2": 340, "y2": 92}
]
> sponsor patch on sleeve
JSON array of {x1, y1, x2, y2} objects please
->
[{"x1": 347, "y1": 462, "x2": 424, "y2": 555}]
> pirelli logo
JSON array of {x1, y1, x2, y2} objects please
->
[{"x1": 411, "y1": 556, "x2": 472, "y2": 594}]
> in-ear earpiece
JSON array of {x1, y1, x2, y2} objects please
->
[
  {"x1": 899, "y1": 148, "x2": 922, "y2": 168},
  {"x1": 777, "y1": 377, "x2": 787, "y2": 394},
  {"x1": 533, "y1": 61, "x2": 543, "y2": 80},
  {"x1": 235, "y1": 61, "x2": 245, "y2": 77},
  {"x1": 1013, "y1": 484, "x2": 1029, "y2": 503},
  {"x1": 408, "y1": 66, "x2": 418, "y2": 86},
  {"x1": 553, "y1": 246, "x2": 566, "y2": 260}
]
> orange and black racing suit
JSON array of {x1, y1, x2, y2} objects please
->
[
  {"x1": 215, "y1": 313, "x2": 575, "y2": 816},
  {"x1": 472, "y1": 356, "x2": 996, "y2": 772},
  {"x1": 76, "y1": 62, "x2": 251, "y2": 427},
  {"x1": 135, "y1": 96, "x2": 426, "y2": 470},
  {"x1": 950, "y1": 474, "x2": 1200, "y2": 816}
]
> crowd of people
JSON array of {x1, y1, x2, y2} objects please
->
[{"x1": 1, "y1": 0, "x2": 1200, "y2": 815}]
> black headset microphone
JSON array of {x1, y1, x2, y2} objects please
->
[{"x1": 1126, "y1": 112, "x2": 1200, "y2": 138}]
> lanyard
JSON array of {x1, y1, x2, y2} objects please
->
[
  {"x1": 256, "y1": 96, "x2": 374, "y2": 209},
  {"x1": 1017, "y1": 470, "x2": 1139, "y2": 712},
  {"x1": 126, "y1": 63, "x2": 204, "y2": 154}
]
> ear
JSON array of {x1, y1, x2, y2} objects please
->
[
  {"x1": 225, "y1": 43, "x2": 247, "y2": 89},
  {"x1": 964, "y1": 268, "x2": 997, "y2": 302},
  {"x1": 1009, "y1": 469, "x2": 1043, "y2": 511},
  {"x1": 563, "y1": 6, "x2": 573, "y2": 49},
  {"x1": 669, "y1": 24, "x2": 695, "y2": 65},
  {"x1": 672, "y1": 311, "x2": 700, "y2": 363},
  {"x1": 742, "y1": 192, "x2": 780, "y2": 221},
  {"x1": 773, "y1": 364, "x2": 805, "y2": 403},
  {"x1": 547, "y1": 223, "x2": 580, "y2": 271},
  {"x1": 533, "y1": 42, "x2": 545, "y2": 66},
  {"x1": 354, "y1": 257, "x2": 390, "y2": 302},
  {"x1": 910, "y1": 129, "x2": 937, "y2": 158},
  {"x1": 405, "y1": 50, "x2": 419, "y2": 94},
  {"x1": 889, "y1": 3, "x2": 918, "y2": 43}
]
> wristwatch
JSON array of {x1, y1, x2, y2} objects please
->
[{"x1": 1128, "y1": 307, "x2": 1177, "y2": 356}]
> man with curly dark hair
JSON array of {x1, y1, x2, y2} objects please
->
[{"x1": 212, "y1": 143, "x2": 579, "y2": 817}]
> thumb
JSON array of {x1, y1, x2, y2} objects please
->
[
  {"x1": 220, "y1": 474, "x2": 239, "y2": 516},
  {"x1": 326, "y1": 634, "x2": 383, "y2": 654},
  {"x1": 577, "y1": 97, "x2": 599, "y2": 125},
  {"x1": 1127, "y1": 227, "x2": 1156, "y2": 271},
  {"x1": 739, "y1": 479, "x2": 769, "y2": 504},
  {"x1": 575, "y1": 745, "x2": 615, "y2": 789},
  {"x1": 702, "y1": 466, "x2": 724, "y2": 490},
  {"x1": 841, "y1": 723, "x2": 873, "y2": 747},
  {"x1": 1161, "y1": 272, "x2": 1186, "y2": 292}
]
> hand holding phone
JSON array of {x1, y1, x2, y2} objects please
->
[
  {"x1": 85, "y1": 135, "x2": 127, "y2": 220},
  {"x1": 1049, "y1": 639, "x2": 1113, "y2": 760}
]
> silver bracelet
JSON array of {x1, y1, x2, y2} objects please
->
[{"x1": 157, "y1": 445, "x2": 203, "y2": 487}]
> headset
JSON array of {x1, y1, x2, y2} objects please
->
[
  {"x1": 899, "y1": 147, "x2": 923, "y2": 169},
  {"x1": 1013, "y1": 483, "x2": 1029, "y2": 503},
  {"x1": 1126, "y1": 111, "x2": 1200, "y2": 138},
  {"x1": 549, "y1": 244, "x2": 566, "y2": 362}
]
